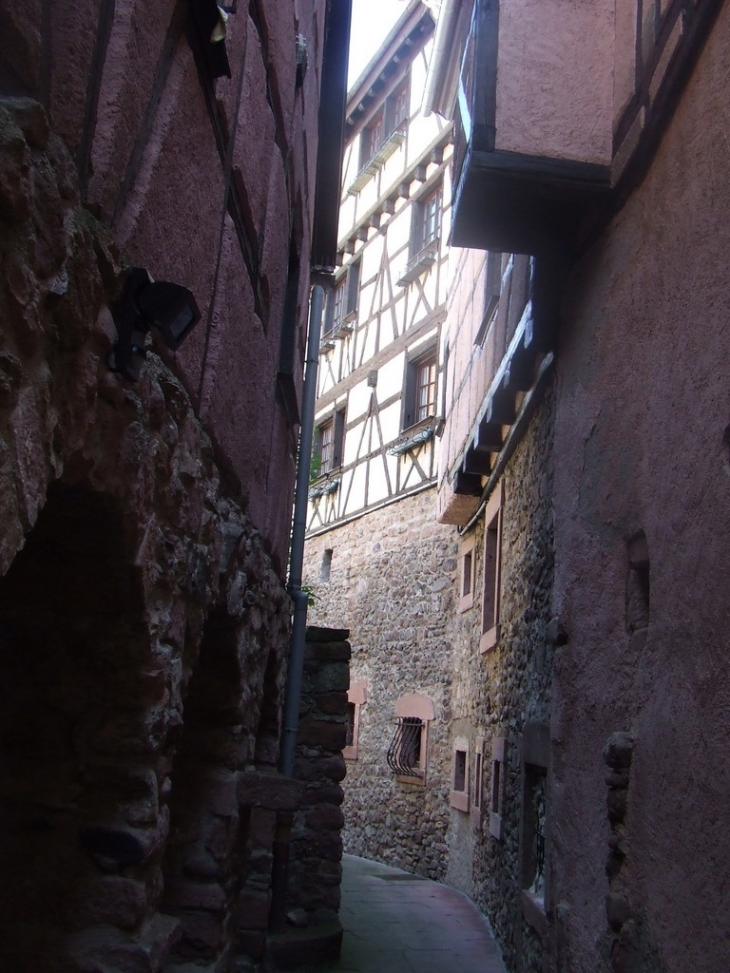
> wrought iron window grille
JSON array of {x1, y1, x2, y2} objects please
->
[{"x1": 387, "y1": 716, "x2": 423, "y2": 777}]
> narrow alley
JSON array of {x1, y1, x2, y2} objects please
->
[{"x1": 325, "y1": 856, "x2": 506, "y2": 973}]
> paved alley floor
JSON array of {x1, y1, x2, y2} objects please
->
[{"x1": 324, "y1": 855, "x2": 507, "y2": 973}]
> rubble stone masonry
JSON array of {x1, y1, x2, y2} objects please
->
[
  {"x1": 303, "y1": 488, "x2": 458, "y2": 880},
  {"x1": 444, "y1": 380, "x2": 555, "y2": 973},
  {"x1": 0, "y1": 96, "x2": 292, "y2": 973}
]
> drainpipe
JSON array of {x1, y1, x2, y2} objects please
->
[
  {"x1": 269, "y1": 280, "x2": 325, "y2": 933},
  {"x1": 280, "y1": 280, "x2": 324, "y2": 778},
  {"x1": 422, "y1": 0, "x2": 458, "y2": 117}
]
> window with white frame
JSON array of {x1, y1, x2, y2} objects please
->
[
  {"x1": 402, "y1": 347, "x2": 438, "y2": 430},
  {"x1": 413, "y1": 183, "x2": 442, "y2": 256}
]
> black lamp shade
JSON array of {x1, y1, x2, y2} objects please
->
[{"x1": 136, "y1": 281, "x2": 201, "y2": 351}]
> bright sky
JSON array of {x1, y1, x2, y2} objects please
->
[{"x1": 347, "y1": 0, "x2": 410, "y2": 88}]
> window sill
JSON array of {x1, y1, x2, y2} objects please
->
[
  {"x1": 396, "y1": 239, "x2": 439, "y2": 286},
  {"x1": 396, "y1": 771, "x2": 426, "y2": 787},
  {"x1": 389, "y1": 416, "x2": 440, "y2": 456},
  {"x1": 480, "y1": 624, "x2": 499, "y2": 653},
  {"x1": 349, "y1": 129, "x2": 406, "y2": 194},
  {"x1": 308, "y1": 476, "x2": 341, "y2": 500},
  {"x1": 458, "y1": 592, "x2": 474, "y2": 613},
  {"x1": 489, "y1": 811, "x2": 503, "y2": 840},
  {"x1": 450, "y1": 790, "x2": 469, "y2": 812},
  {"x1": 522, "y1": 890, "x2": 548, "y2": 942},
  {"x1": 343, "y1": 746, "x2": 358, "y2": 761}
]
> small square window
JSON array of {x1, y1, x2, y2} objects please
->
[
  {"x1": 480, "y1": 482, "x2": 503, "y2": 652},
  {"x1": 388, "y1": 693, "x2": 434, "y2": 785},
  {"x1": 450, "y1": 737, "x2": 470, "y2": 812}
]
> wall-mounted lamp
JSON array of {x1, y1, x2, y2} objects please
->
[{"x1": 109, "y1": 267, "x2": 201, "y2": 380}]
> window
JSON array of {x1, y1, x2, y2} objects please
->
[
  {"x1": 480, "y1": 482, "x2": 503, "y2": 652},
  {"x1": 520, "y1": 722, "x2": 550, "y2": 933},
  {"x1": 459, "y1": 534, "x2": 476, "y2": 612},
  {"x1": 360, "y1": 108, "x2": 384, "y2": 169},
  {"x1": 315, "y1": 409, "x2": 345, "y2": 476},
  {"x1": 323, "y1": 260, "x2": 360, "y2": 340},
  {"x1": 489, "y1": 735, "x2": 507, "y2": 840},
  {"x1": 471, "y1": 738, "x2": 485, "y2": 829},
  {"x1": 385, "y1": 78, "x2": 409, "y2": 135},
  {"x1": 387, "y1": 693, "x2": 434, "y2": 784},
  {"x1": 402, "y1": 348, "x2": 438, "y2": 430},
  {"x1": 474, "y1": 250, "x2": 503, "y2": 347},
  {"x1": 450, "y1": 737, "x2": 470, "y2": 812},
  {"x1": 344, "y1": 679, "x2": 367, "y2": 760},
  {"x1": 319, "y1": 420, "x2": 333, "y2": 475},
  {"x1": 359, "y1": 76, "x2": 409, "y2": 170},
  {"x1": 414, "y1": 184, "x2": 442, "y2": 255},
  {"x1": 320, "y1": 548, "x2": 333, "y2": 582},
  {"x1": 397, "y1": 182, "x2": 443, "y2": 286}
]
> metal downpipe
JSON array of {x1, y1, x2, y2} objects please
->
[{"x1": 280, "y1": 281, "x2": 324, "y2": 777}]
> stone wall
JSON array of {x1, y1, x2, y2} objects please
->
[
  {"x1": 0, "y1": 95, "x2": 296, "y2": 973},
  {"x1": 443, "y1": 380, "x2": 555, "y2": 973},
  {"x1": 289, "y1": 626, "x2": 350, "y2": 920},
  {"x1": 302, "y1": 488, "x2": 458, "y2": 880}
]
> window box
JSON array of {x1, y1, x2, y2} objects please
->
[
  {"x1": 388, "y1": 416, "x2": 439, "y2": 457},
  {"x1": 308, "y1": 477, "x2": 340, "y2": 500},
  {"x1": 348, "y1": 128, "x2": 406, "y2": 194},
  {"x1": 396, "y1": 239, "x2": 439, "y2": 286}
]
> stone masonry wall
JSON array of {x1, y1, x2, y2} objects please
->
[
  {"x1": 0, "y1": 96, "x2": 295, "y2": 973},
  {"x1": 302, "y1": 488, "x2": 458, "y2": 880},
  {"x1": 444, "y1": 381, "x2": 556, "y2": 973},
  {"x1": 289, "y1": 627, "x2": 350, "y2": 921}
]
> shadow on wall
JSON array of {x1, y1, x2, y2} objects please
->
[{"x1": 0, "y1": 481, "x2": 155, "y2": 971}]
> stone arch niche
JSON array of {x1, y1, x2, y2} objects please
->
[
  {"x1": 0, "y1": 479, "x2": 168, "y2": 972},
  {"x1": 162, "y1": 609, "x2": 253, "y2": 969}
]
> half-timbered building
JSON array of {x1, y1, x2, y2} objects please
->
[{"x1": 302, "y1": 0, "x2": 459, "y2": 879}]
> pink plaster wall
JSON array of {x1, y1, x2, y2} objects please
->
[
  {"x1": 552, "y1": 4, "x2": 730, "y2": 968},
  {"x1": 495, "y1": 0, "x2": 613, "y2": 166},
  {"x1": 0, "y1": 0, "x2": 326, "y2": 572}
]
